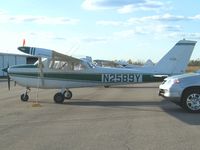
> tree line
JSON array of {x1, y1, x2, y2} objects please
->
[
  {"x1": 125, "y1": 59, "x2": 200, "y2": 66},
  {"x1": 188, "y1": 59, "x2": 200, "y2": 66}
]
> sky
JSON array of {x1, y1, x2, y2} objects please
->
[{"x1": 0, "y1": 0, "x2": 200, "y2": 62}]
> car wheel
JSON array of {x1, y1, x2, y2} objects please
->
[{"x1": 181, "y1": 88, "x2": 200, "y2": 113}]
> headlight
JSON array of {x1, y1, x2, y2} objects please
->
[
  {"x1": 172, "y1": 79, "x2": 180, "y2": 84},
  {"x1": 164, "y1": 79, "x2": 180, "y2": 85}
]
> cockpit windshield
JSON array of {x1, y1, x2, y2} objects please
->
[{"x1": 34, "y1": 58, "x2": 47, "y2": 65}]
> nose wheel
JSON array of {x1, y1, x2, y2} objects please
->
[
  {"x1": 21, "y1": 93, "x2": 29, "y2": 101},
  {"x1": 20, "y1": 88, "x2": 30, "y2": 102},
  {"x1": 54, "y1": 90, "x2": 72, "y2": 104}
]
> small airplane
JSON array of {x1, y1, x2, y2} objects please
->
[{"x1": 2, "y1": 39, "x2": 197, "y2": 104}]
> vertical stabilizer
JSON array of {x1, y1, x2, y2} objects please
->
[{"x1": 154, "y1": 39, "x2": 197, "y2": 75}]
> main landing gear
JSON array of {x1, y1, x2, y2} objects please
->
[
  {"x1": 54, "y1": 90, "x2": 72, "y2": 104},
  {"x1": 20, "y1": 88, "x2": 72, "y2": 104}
]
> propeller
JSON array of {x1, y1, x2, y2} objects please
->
[
  {"x1": 8, "y1": 73, "x2": 10, "y2": 90},
  {"x1": 6, "y1": 64, "x2": 10, "y2": 90}
]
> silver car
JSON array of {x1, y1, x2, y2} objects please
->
[{"x1": 159, "y1": 72, "x2": 200, "y2": 113}]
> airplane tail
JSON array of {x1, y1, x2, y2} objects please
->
[{"x1": 154, "y1": 39, "x2": 197, "y2": 75}]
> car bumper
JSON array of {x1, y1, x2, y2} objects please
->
[
  {"x1": 159, "y1": 89, "x2": 180, "y2": 98},
  {"x1": 159, "y1": 84, "x2": 183, "y2": 99}
]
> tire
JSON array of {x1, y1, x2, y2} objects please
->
[
  {"x1": 64, "y1": 90, "x2": 72, "y2": 99},
  {"x1": 54, "y1": 93, "x2": 65, "y2": 104},
  {"x1": 21, "y1": 94, "x2": 29, "y2": 102},
  {"x1": 181, "y1": 88, "x2": 200, "y2": 113}
]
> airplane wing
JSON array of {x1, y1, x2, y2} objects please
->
[
  {"x1": 52, "y1": 50, "x2": 81, "y2": 63},
  {"x1": 18, "y1": 46, "x2": 82, "y2": 64}
]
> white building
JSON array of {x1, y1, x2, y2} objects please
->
[{"x1": 0, "y1": 53, "x2": 37, "y2": 76}]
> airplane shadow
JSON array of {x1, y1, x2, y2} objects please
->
[
  {"x1": 67, "y1": 100, "x2": 161, "y2": 107},
  {"x1": 161, "y1": 101, "x2": 200, "y2": 125},
  {"x1": 67, "y1": 99, "x2": 200, "y2": 125},
  {"x1": 107, "y1": 86, "x2": 158, "y2": 89},
  {"x1": 28, "y1": 98, "x2": 200, "y2": 125},
  {"x1": 105, "y1": 84, "x2": 159, "y2": 89}
]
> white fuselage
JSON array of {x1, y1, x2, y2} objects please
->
[{"x1": 8, "y1": 64, "x2": 160, "y2": 89}]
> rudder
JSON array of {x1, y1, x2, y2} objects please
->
[{"x1": 154, "y1": 39, "x2": 197, "y2": 75}]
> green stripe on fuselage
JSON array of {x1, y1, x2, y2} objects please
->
[
  {"x1": 143, "y1": 75, "x2": 165, "y2": 82},
  {"x1": 46, "y1": 73, "x2": 102, "y2": 81},
  {"x1": 9, "y1": 72, "x2": 165, "y2": 83},
  {"x1": 9, "y1": 72, "x2": 102, "y2": 82},
  {"x1": 11, "y1": 64, "x2": 37, "y2": 68}
]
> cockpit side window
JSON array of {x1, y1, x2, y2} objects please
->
[{"x1": 74, "y1": 64, "x2": 86, "y2": 70}]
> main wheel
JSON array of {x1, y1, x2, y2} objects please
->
[
  {"x1": 64, "y1": 90, "x2": 72, "y2": 99},
  {"x1": 21, "y1": 94, "x2": 29, "y2": 102},
  {"x1": 181, "y1": 88, "x2": 200, "y2": 113},
  {"x1": 54, "y1": 92, "x2": 65, "y2": 104}
]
